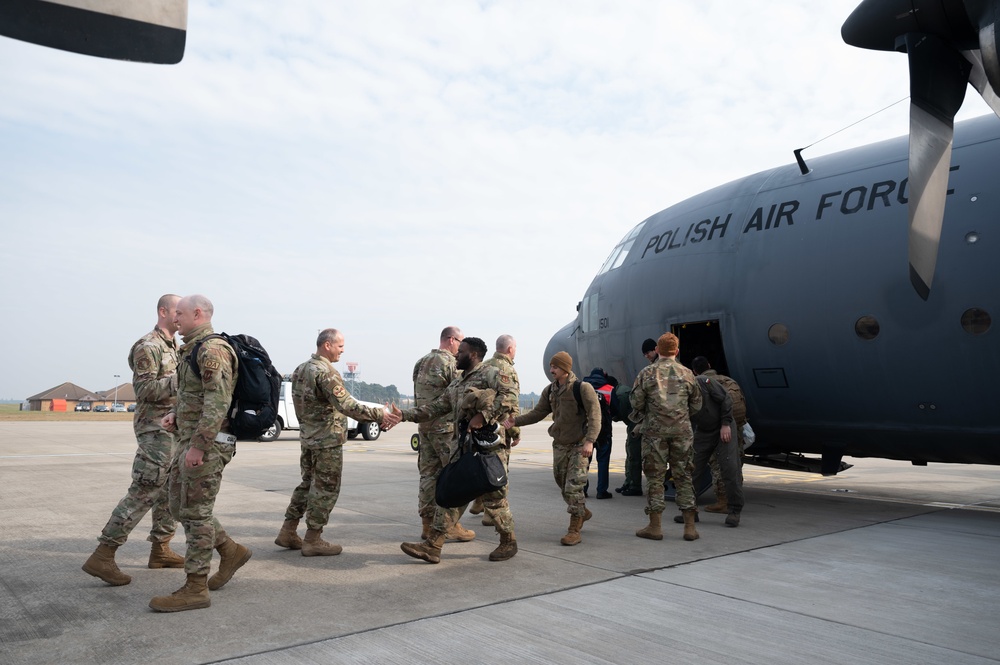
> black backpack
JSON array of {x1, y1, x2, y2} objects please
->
[{"x1": 187, "y1": 333, "x2": 282, "y2": 441}]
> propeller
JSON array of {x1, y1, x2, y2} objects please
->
[{"x1": 842, "y1": 0, "x2": 1000, "y2": 300}]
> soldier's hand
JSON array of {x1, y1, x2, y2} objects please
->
[
  {"x1": 469, "y1": 413, "x2": 486, "y2": 429},
  {"x1": 161, "y1": 413, "x2": 177, "y2": 432},
  {"x1": 720, "y1": 425, "x2": 732, "y2": 443},
  {"x1": 502, "y1": 417, "x2": 515, "y2": 428},
  {"x1": 185, "y1": 447, "x2": 205, "y2": 469},
  {"x1": 511, "y1": 437, "x2": 521, "y2": 447},
  {"x1": 582, "y1": 440, "x2": 594, "y2": 458}
]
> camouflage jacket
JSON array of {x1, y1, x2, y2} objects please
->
[
  {"x1": 174, "y1": 324, "x2": 238, "y2": 452},
  {"x1": 292, "y1": 353, "x2": 385, "y2": 450},
  {"x1": 515, "y1": 371, "x2": 601, "y2": 447},
  {"x1": 412, "y1": 348, "x2": 457, "y2": 436},
  {"x1": 402, "y1": 359, "x2": 518, "y2": 448},
  {"x1": 128, "y1": 326, "x2": 178, "y2": 436},
  {"x1": 629, "y1": 356, "x2": 702, "y2": 438},
  {"x1": 480, "y1": 351, "x2": 521, "y2": 442}
]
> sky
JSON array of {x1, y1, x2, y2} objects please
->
[{"x1": 0, "y1": 1, "x2": 994, "y2": 400}]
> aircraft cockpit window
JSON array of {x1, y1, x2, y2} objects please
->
[
  {"x1": 855, "y1": 316, "x2": 880, "y2": 340},
  {"x1": 597, "y1": 222, "x2": 645, "y2": 275},
  {"x1": 961, "y1": 308, "x2": 991, "y2": 334},
  {"x1": 768, "y1": 323, "x2": 789, "y2": 346}
]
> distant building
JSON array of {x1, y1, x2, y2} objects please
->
[{"x1": 25, "y1": 382, "x2": 135, "y2": 412}]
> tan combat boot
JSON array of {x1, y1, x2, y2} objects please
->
[
  {"x1": 83, "y1": 543, "x2": 132, "y2": 585},
  {"x1": 636, "y1": 512, "x2": 663, "y2": 540},
  {"x1": 302, "y1": 528, "x2": 343, "y2": 557},
  {"x1": 274, "y1": 519, "x2": 302, "y2": 550},
  {"x1": 489, "y1": 531, "x2": 518, "y2": 561},
  {"x1": 420, "y1": 515, "x2": 433, "y2": 540},
  {"x1": 148, "y1": 538, "x2": 185, "y2": 569},
  {"x1": 560, "y1": 514, "x2": 584, "y2": 546},
  {"x1": 683, "y1": 509, "x2": 700, "y2": 541},
  {"x1": 481, "y1": 511, "x2": 495, "y2": 527},
  {"x1": 207, "y1": 537, "x2": 252, "y2": 590},
  {"x1": 400, "y1": 530, "x2": 446, "y2": 564},
  {"x1": 705, "y1": 490, "x2": 728, "y2": 514},
  {"x1": 469, "y1": 498, "x2": 484, "y2": 515},
  {"x1": 673, "y1": 510, "x2": 699, "y2": 524},
  {"x1": 445, "y1": 522, "x2": 476, "y2": 542},
  {"x1": 583, "y1": 507, "x2": 593, "y2": 524},
  {"x1": 149, "y1": 574, "x2": 210, "y2": 612}
]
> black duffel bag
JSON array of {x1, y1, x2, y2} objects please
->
[{"x1": 435, "y1": 424, "x2": 507, "y2": 508}]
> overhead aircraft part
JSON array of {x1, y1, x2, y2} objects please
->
[
  {"x1": 0, "y1": 0, "x2": 187, "y2": 64},
  {"x1": 842, "y1": 0, "x2": 1000, "y2": 299}
]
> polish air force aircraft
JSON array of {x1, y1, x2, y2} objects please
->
[{"x1": 2, "y1": 1, "x2": 998, "y2": 476}]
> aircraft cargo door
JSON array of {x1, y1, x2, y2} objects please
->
[{"x1": 672, "y1": 320, "x2": 729, "y2": 376}]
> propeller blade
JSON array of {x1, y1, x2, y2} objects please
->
[
  {"x1": 904, "y1": 32, "x2": 971, "y2": 299},
  {"x1": 962, "y1": 49, "x2": 1000, "y2": 115}
]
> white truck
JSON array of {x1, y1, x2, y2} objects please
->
[{"x1": 258, "y1": 380, "x2": 383, "y2": 442}]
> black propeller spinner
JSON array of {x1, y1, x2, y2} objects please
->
[{"x1": 842, "y1": 0, "x2": 1000, "y2": 300}]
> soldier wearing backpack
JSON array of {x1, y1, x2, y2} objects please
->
[
  {"x1": 694, "y1": 358, "x2": 748, "y2": 514},
  {"x1": 150, "y1": 294, "x2": 252, "y2": 612}
]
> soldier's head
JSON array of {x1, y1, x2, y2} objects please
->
[
  {"x1": 641, "y1": 338, "x2": 657, "y2": 364},
  {"x1": 156, "y1": 294, "x2": 181, "y2": 335},
  {"x1": 457, "y1": 336, "x2": 487, "y2": 372},
  {"x1": 174, "y1": 295, "x2": 213, "y2": 336},
  {"x1": 691, "y1": 356, "x2": 711, "y2": 375},
  {"x1": 549, "y1": 351, "x2": 573, "y2": 385},
  {"x1": 439, "y1": 326, "x2": 463, "y2": 356},
  {"x1": 657, "y1": 333, "x2": 679, "y2": 358},
  {"x1": 317, "y1": 329, "x2": 344, "y2": 362},
  {"x1": 496, "y1": 334, "x2": 517, "y2": 361}
]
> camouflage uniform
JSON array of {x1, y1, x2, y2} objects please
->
[
  {"x1": 615, "y1": 384, "x2": 644, "y2": 493},
  {"x1": 284, "y1": 354, "x2": 386, "y2": 530},
  {"x1": 412, "y1": 349, "x2": 458, "y2": 519},
  {"x1": 402, "y1": 359, "x2": 519, "y2": 535},
  {"x1": 167, "y1": 324, "x2": 239, "y2": 576},
  {"x1": 629, "y1": 357, "x2": 702, "y2": 514},
  {"x1": 515, "y1": 372, "x2": 601, "y2": 517},
  {"x1": 480, "y1": 352, "x2": 521, "y2": 445},
  {"x1": 97, "y1": 327, "x2": 179, "y2": 547}
]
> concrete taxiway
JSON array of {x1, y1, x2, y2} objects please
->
[{"x1": 1, "y1": 421, "x2": 999, "y2": 664}]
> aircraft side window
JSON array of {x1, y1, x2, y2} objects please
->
[
  {"x1": 960, "y1": 308, "x2": 991, "y2": 335},
  {"x1": 768, "y1": 324, "x2": 789, "y2": 346},
  {"x1": 855, "y1": 316, "x2": 880, "y2": 340}
]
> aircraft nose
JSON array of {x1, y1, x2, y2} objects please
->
[{"x1": 841, "y1": 0, "x2": 921, "y2": 51}]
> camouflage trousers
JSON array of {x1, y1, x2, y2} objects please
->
[
  {"x1": 694, "y1": 431, "x2": 744, "y2": 512},
  {"x1": 622, "y1": 424, "x2": 643, "y2": 491},
  {"x1": 642, "y1": 432, "x2": 695, "y2": 513},
  {"x1": 285, "y1": 445, "x2": 343, "y2": 531},
  {"x1": 434, "y1": 446, "x2": 514, "y2": 535},
  {"x1": 98, "y1": 430, "x2": 178, "y2": 547},
  {"x1": 711, "y1": 425, "x2": 745, "y2": 497},
  {"x1": 553, "y1": 442, "x2": 589, "y2": 517},
  {"x1": 167, "y1": 440, "x2": 235, "y2": 576},
  {"x1": 416, "y1": 429, "x2": 452, "y2": 519}
]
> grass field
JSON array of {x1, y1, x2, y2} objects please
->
[{"x1": 0, "y1": 403, "x2": 132, "y2": 422}]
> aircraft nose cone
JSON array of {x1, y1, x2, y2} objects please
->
[{"x1": 842, "y1": 0, "x2": 921, "y2": 51}]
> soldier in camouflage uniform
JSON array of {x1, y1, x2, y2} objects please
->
[
  {"x1": 473, "y1": 334, "x2": 521, "y2": 525},
  {"x1": 411, "y1": 326, "x2": 475, "y2": 541},
  {"x1": 512, "y1": 351, "x2": 601, "y2": 546},
  {"x1": 629, "y1": 333, "x2": 703, "y2": 541},
  {"x1": 83, "y1": 294, "x2": 185, "y2": 586},
  {"x1": 149, "y1": 294, "x2": 252, "y2": 612},
  {"x1": 396, "y1": 336, "x2": 520, "y2": 564},
  {"x1": 274, "y1": 329, "x2": 397, "y2": 556}
]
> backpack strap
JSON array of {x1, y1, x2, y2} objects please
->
[
  {"x1": 571, "y1": 380, "x2": 584, "y2": 415},
  {"x1": 185, "y1": 333, "x2": 225, "y2": 376}
]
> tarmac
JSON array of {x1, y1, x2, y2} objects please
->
[{"x1": 1, "y1": 420, "x2": 999, "y2": 665}]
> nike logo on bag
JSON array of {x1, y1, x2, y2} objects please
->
[{"x1": 496, "y1": 476, "x2": 504, "y2": 482}]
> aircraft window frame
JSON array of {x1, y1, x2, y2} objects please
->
[
  {"x1": 960, "y1": 308, "x2": 991, "y2": 335},
  {"x1": 855, "y1": 316, "x2": 880, "y2": 340},
  {"x1": 597, "y1": 221, "x2": 646, "y2": 276},
  {"x1": 768, "y1": 323, "x2": 789, "y2": 346}
]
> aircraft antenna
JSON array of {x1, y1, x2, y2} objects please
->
[{"x1": 793, "y1": 96, "x2": 908, "y2": 175}]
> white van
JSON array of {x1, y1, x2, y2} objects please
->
[{"x1": 258, "y1": 380, "x2": 382, "y2": 442}]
